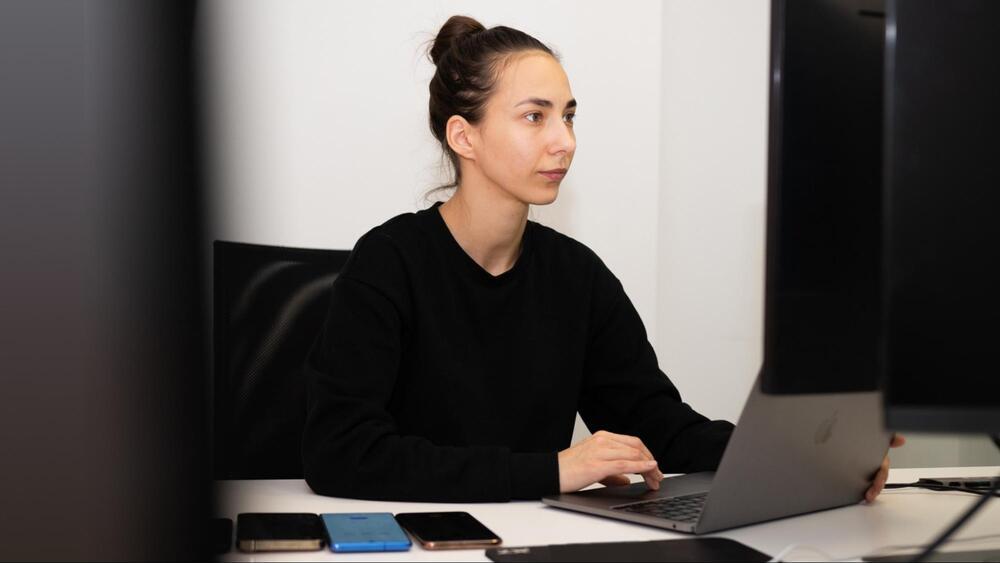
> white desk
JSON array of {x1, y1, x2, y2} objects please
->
[{"x1": 216, "y1": 466, "x2": 1000, "y2": 562}]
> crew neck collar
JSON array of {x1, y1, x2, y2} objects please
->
[{"x1": 427, "y1": 201, "x2": 533, "y2": 285}]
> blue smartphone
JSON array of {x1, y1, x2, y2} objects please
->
[{"x1": 321, "y1": 513, "x2": 412, "y2": 553}]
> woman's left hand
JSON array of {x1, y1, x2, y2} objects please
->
[{"x1": 865, "y1": 433, "x2": 906, "y2": 503}]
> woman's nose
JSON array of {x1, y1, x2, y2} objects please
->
[{"x1": 549, "y1": 123, "x2": 576, "y2": 155}]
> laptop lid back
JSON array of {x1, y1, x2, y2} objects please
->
[{"x1": 696, "y1": 374, "x2": 890, "y2": 533}]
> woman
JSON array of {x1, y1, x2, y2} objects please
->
[{"x1": 302, "y1": 15, "x2": 902, "y2": 502}]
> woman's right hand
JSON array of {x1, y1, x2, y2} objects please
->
[{"x1": 557, "y1": 430, "x2": 664, "y2": 493}]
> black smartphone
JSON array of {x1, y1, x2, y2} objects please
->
[
  {"x1": 394, "y1": 512, "x2": 501, "y2": 550},
  {"x1": 235, "y1": 513, "x2": 325, "y2": 552}
]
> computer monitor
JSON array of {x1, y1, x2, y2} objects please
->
[
  {"x1": 762, "y1": 0, "x2": 886, "y2": 394},
  {"x1": 881, "y1": 0, "x2": 1000, "y2": 433}
]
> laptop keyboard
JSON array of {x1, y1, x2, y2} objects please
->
[{"x1": 611, "y1": 492, "x2": 708, "y2": 523}]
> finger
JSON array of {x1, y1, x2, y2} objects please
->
[
  {"x1": 594, "y1": 431, "x2": 663, "y2": 485},
  {"x1": 600, "y1": 474, "x2": 632, "y2": 487},
  {"x1": 641, "y1": 469, "x2": 661, "y2": 491},
  {"x1": 890, "y1": 434, "x2": 906, "y2": 448},
  {"x1": 874, "y1": 471, "x2": 888, "y2": 497},
  {"x1": 603, "y1": 459, "x2": 659, "y2": 478},
  {"x1": 602, "y1": 433, "x2": 663, "y2": 480},
  {"x1": 592, "y1": 442, "x2": 662, "y2": 489},
  {"x1": 877, "y1": 456, "x2": 890, "y2": 482},
  {"x1": 869, "y1": 460, "x2": 890, "y2": 502},
  {"x1": 876, "y1": 459, "x2": 890, "y2": 490},
  {"x1": 634, "y1": 441, "x2": 663, "y2": 481},
  {"x1": 868, "y1": 470, "x2": 887, "y2": 501}
]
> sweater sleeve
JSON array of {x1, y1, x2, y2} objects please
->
[
  {"x1": 301, "y1": 231, "x2": 558, "y2": 502},
  {"x1": 578, "y1": 257, "x2": 734, "y2": 474}
]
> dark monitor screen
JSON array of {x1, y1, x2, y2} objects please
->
[
  {"x1": 762, "y1": 0, "x2": 886, "y2": 394},
  {"x1": 882, "y1": 0, "x2": 1000, "y2": 433}
]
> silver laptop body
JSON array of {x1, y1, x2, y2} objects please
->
[{"x1": 542, "y1": 374, "x2": 891, "y2": 534}]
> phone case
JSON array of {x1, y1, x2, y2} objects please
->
[
  {"x1": 394, "y1": 511, "x2": 502, "y2": 550},
  {"x1": 235, "y1": 513, "x2": 325, "y2": 552},
  {"x1": 321, "y1": 513, "x2": 412, "y2": 552}
]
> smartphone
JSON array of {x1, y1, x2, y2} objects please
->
[
  {"x1": 321, "y1": 513, "x2": 411, "y2": 552},
  {"x1": 235, "y1": 513, "x2": 325, "y2": 552},
  {"x1": 394, "y1": 511, "x2": 501, "y2": 550}
]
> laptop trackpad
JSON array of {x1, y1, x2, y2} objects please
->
[{"x1": 564, "y1": 472, "x2": 715, "y2": 504}]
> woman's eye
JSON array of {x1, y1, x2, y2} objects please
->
[
  {"x1": 564, "y1": 113, "x2": 576, "y2": 125},
  {"x1": 526, "y1": 112, "x2": 543, "y2": 123}
]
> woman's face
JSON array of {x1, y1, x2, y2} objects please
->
[{"x1": 471, "y1": 51, "x2": 576, "y2": 206}]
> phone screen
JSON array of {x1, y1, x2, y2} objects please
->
[{"x1": 394, "y1": 512, "x2": 500, "y2": 546}]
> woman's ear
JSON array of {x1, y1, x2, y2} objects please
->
[{"x1": 446, "y1": 115, "x2": 477, "y2": 161}]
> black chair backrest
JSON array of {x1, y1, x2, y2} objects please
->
[{"x1": 213, "y1": 240, "x2": 350, "y2": 479}]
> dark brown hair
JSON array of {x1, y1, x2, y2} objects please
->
[{"x1": 426, "y1": 16, "x2": 556, "y2": 196}]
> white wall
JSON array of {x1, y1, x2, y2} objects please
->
[
  {"x1": 201, "y1": 0, "x2": 995, "y2": 467},
  {"x1": 656, "y1": 0, "x2": 769, "y2": 423}
]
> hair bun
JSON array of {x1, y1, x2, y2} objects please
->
[{"x1": 429, "y1": 15, "x2": 486, "y2": 66}]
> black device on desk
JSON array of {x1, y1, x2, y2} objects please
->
[
  {"x1": 394, "y1": 512, "x2": 501, "y2": 550},
  {"x1": 486, "y1": 538, "x2": 769, "y2": 563},
  {"x1": 235, "y1": 513, "x2": 325, "y2": 552}
]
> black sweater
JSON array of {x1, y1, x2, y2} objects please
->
[{"x1": 302, "y1": 202, "x2": 734, "y2": 502}]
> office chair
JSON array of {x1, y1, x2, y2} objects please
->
[{"x1": 213, "y1": 240, "x2": 350, "y2": 479}]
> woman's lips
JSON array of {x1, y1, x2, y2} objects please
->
[{"x1": 539, "y1": 169, "x2": 567, "y2": 181}]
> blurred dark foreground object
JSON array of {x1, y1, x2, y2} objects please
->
[
  {"x1": 485, "y1": 538, "x2": 769, "y2": 562},
  {"x1": 0, "y1": 0, "x2": 209, "y2": 560},
  {"x1": 211, "y1": 518, "x2": 233, "y2": 555}
]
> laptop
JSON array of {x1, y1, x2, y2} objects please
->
[{"x1": 542, "y1": 374, "x2": 891, "y2": 534}]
